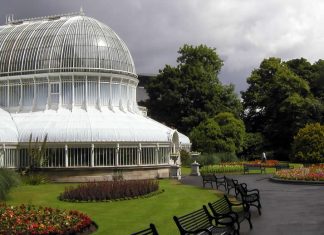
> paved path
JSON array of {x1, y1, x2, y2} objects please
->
[{"x1": 181, "y1": 174, "x2": 324, "y2": 235}]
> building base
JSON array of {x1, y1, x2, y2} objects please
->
[{"x1": 35, "y1": 165, "x2": 173, "y2": 182}]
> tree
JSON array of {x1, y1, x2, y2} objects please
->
[
  {"x1": 242, "y1": 57, "x2": 322, "y2": 159},
  {"x1": 189, "y1": 112, "x2": 245, "y2": 154},
  {"x1": 286, "y1": 58, "x2": 324, "y2": 107},
  {"x1": 143, "y1": 44, "x2": 242, "y2": 134},
  {"x1": 291, "y1": 123, "x2": 324, "y2": 163},
  {"x1": 309, "y1": 59, "x2": 324, "y2": 104},
  {"x1": 239, "y1": 132, "x2": 264, "y2": 160}
]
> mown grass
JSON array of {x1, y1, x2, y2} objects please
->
[
  {"x1": 181, "y1": 166, "x2": 191, "y2": 176},
  {"x1": 4, "y1": 180, "x2": 219, "y2": 235}
]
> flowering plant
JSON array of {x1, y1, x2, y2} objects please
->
[
  {"x1": 274, "y1": 164, "x2": 324, "y2": 181},
  {"x1": 248, "y1": 160, "x2": 279, "y2": 167},
  {"x1": 59, "y1": 180, "x2": 159, "y2": 202},
  {"x1": 201, "y1": 164, "x2": 244, "y2": 174},
  {"x1": 0, "y1": 204, "x2": 93, "y2": 234}
]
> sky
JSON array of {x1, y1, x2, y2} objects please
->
[{"x1": 1, "y1": 0, "x2": 324, "y2": 93}]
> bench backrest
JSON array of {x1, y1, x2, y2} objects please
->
[
  {"x1": 130, "y1": 224, "x2": 159, "y2": 235},
  {"x1": 277, "y1": 163, "x2": 290, "y2": 169},
  {"x1": 236, "y1": 183, "x2": 247, "y2": 196},
  {"x1": 208, "y1": 196, "x2": 231, "y2": 216},
  {"x1": 224, "y1": 176, "x2": 237, "y2": 188},
  {"x1": 202, "y1": 174, "x2": 215, "y2": 181},
  {"x1": 173, "y1": 206, "x2": 212, "y2": 234},
  {"x1": 244, "y1": 164, "x2": 261, "y2": 169}
]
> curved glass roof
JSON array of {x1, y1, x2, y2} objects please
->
[
  {"x1": 0, "y1": 108, "x2": 18, "y2": 143},
  {"x1": 0, "y1": 14, "x2": 136, "y2": 77},
  {"x1": 10, "y1": 108, "x2": 190, "y2": 144}
]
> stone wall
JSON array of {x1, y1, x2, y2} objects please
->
[{"x1": 37, "y1": 165, "x2": 171, "y2": 182}]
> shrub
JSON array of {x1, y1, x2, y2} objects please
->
[
  {"x1": 21, "y1": 173, "x2": 48, "y2": 185},
  {"x1": 0, "y1": 204, "x2": 95, "y2": 234},
  {"x1": 196, "y1": 152, "x2": 238, "y2": 166},
  {"x1": 0, "y1": 169, "x2": 20, "y2": 200},
  {"x1": 291, "y1": 123, "x2": 324, "y2": 163},
  {"x1": 59, "y1": 180, "x2": 159, "y2": 202},
  {"x1": 190, "y1": 112, "x2": 245, "y2": 154},
  {"x1": 180, "y1": 149, "x2": 191, "y2": 166}
]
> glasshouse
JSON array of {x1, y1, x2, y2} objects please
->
[{"x1": 0, "y1": 12, "x2": 191, "y2": 181}]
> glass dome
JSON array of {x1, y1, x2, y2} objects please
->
[{"x1": 0, "y1": 14, "x2": 136, "y2": 77}]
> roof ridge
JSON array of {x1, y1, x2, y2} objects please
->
[{"x1": 7, "y1": 12, "x2": 83, "y2": 25}]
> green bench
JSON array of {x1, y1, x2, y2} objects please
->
[
  {"x1": 275, "y1": 163, "x2": 293, "y2": 171},
  {"x1": 243, "y1": 164, "x2": 265, "y2": 174}
]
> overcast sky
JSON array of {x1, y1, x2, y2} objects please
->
[{"x1": 1, "y1": 0, "x2": 324, "y2": 93}]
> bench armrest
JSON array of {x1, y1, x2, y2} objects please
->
[
  {"x1": 247, "y1": 188, "x2": 260, "y2": 194},
  {"x1": 214, "y1": 214, "x2": 237, "y2": 226},
  {"x1": 240, "y1": 183, "x2": 247, "y2": 189}
]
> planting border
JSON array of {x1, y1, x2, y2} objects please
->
[
  {"x1": 270, "y1": 177, "x2": 324, "y2": 185},
  {"x1": 59, "y1": 189, "x2": 165, "y2": 203}
]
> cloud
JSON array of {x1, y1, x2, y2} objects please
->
[{"x1": 1, "y1": 0, "x2": 324, "y2": 93}]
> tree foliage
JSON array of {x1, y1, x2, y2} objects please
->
[
  {"x1": 242, "y1": 57, "x2": 323, "y2": 159},
  {"x1": 189, "y1": 112, "x2": 245, "y2": 154},
  {"x1": 239, "y1": 132, "x2": 264, "y2": 160},
  {"x1": 291, "y1": 123, "x2": 324, "y2": 163},
  {"x1": 143, "y1": 44, "x2": 242, "y2": 134}
]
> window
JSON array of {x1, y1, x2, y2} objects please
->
[
  {"x1": 50, "y1": 82, "x2": 60, "y2": 105},
  {"x1": 50, "y1": 83, "x2": 59, "y2": 94}
]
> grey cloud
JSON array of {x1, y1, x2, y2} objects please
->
[{"x1": 1, "y1": 0, "x2": 324, "y2": 93}]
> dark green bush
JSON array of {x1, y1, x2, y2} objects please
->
[
  {"x1": 195, "y1": 152, "x2": 238, "y2": 166},
  {"x1": 0, "y1": 169, "x2": 20, "y2": 200},
  {"x1": 190, "y1": 112, "x2": 245, "y2": 154},
  {"x1": 180, "y1": 150, "x2": 191, "y2": 166},
  {"x1": 291, "y1": 123, "x2": 324, "y2": 163}
]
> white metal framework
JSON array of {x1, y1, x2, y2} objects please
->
[{"x1": 0, "y1": 13, "x2": 191, "y2": 172}]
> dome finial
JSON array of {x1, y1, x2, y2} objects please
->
[{"x1": 80, "y1": 5, "x2": 84, "y2": 15}]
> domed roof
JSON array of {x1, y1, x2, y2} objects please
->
[{"x1": 0, "y1": 14, "x2": 136, "y2": 77}]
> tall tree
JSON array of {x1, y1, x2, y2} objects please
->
[
  {"x1": 286, "y1": 58, "x2": 324, "y2": 119},
  {"x1": 242, "y1": 57, "x2": 322, "y2": 159},
  {"x1": 143, "y1": 44, "x2": 242, "y2": 134},
  {"x1": 309, "y1": 60, "x2": 324, "y2": 104}
]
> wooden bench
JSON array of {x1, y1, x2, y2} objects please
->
[
  {"x1": 208, "y1": 195, "x2": 252, "y2": 235},
  {"x1": 243, "y1": 164, "x2": 265, "y2": 174},
  {"x1": 173, "y1": 206, "x2": 234, "y2": 235},
  {"x1": 201, "y1": 174, "x2": 226, "y2": 189},
  {"x1": 130, "y1": 223, "x2": 159, "y2": 235}
]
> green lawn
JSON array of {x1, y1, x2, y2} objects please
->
[
  {"x1": 181, "y1": 166, "x2": 191, "y2": 176},
  {"x1": 4, "y1": 180, "x2": 220, "y2": 235}
]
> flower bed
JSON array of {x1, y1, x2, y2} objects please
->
[
  {"x1": 200, "y1": 164, "x2": 243, "y2": 174},
  {"x1": 200, "y1": 160, "x2": 281, "y2": 174},
  {"x1": 249, "y1": 160, "x2": 279, "y2": 167},
  {"x1": 274, "y1": 165, "x2": 324, "y2": 181},
  {"x1": 0, "y1": 204, "x2": 96, "y2": 234},
  {"x1": 59, "y1": 180, "x2": 159, "y2": 202}
]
